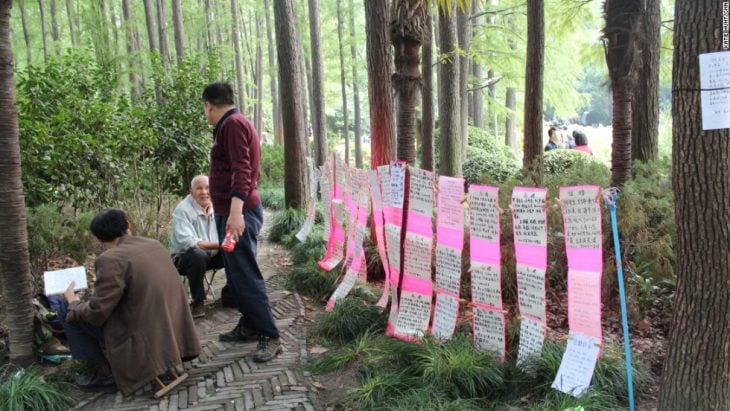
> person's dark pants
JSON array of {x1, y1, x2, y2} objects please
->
[
  {"x1": 216, "y1": 205, "x2": 279, "y2": 339},
  {"x1": 174, "y1": 248, "x2": 224, "y2": 302},
  {"x1": 47, "y1": 295, "x2": 106, "y2": 362}
]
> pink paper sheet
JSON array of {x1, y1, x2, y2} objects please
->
[{"x1": 567, "y1": 270, "x2": 603, "y2": 341}]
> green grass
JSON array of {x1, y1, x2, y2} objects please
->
[
  {"x1": 285, "y1": 264, "x2": 339, "y2": 301},
  {"x1": 291, "y1": 226, "x2": 327, "y2": 264},
  {"x1": 0, "y1": 366, "x2": 74, "y2": 411},
  {"x1": 269, "y1": 208, "x2": 306, "y2": 243},
  {"x1": 259, "y1": 187, "x2": 285, "y2": 210},
  {"x1": 313, "y1": 296, "x2": 386, "y2": 344}
]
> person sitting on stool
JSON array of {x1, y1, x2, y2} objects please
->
[{"x1": 171, "y1": 175, "x2": 224, "y2": 319}]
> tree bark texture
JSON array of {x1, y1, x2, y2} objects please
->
[
  {"x1": 505, "y1": 87, "x2": 517, "y2": 150},
  {"x1": 0, "y1": 0, "x2": 36, "y2": 362},
  {"x1": 204, "y1": 0, "x2": 213, "y2": 51},
  {"x1": 658, "y1": 0, "x2": 730, "y2": 408},
  {"x1": 64, "y1": 0, "x2": 76, "y2": 47},
  {"x1": 156, "y1": 0, "x2": 170, "y2": 70},
  {"x1": 49, "y1": 0, "x2": 59, "y2": 45},
  {"x1": 336, "y1": 0, "x2": 350, "y2": 165},
  {"x1": 230, "y1": 0, "x2": 245, "y2": 113},
  {"x1": 457, "y1": 5, "x2": 470, "y2": 158},
  {"x1": 19, "y1": 0, "x2": 31, "y2": 65},
  {"x1": 38, "y1": 0, "x2": 49, "y2": 62},
  {"x1": 522, "y1": 0, "x2": 544, "y2": 183},
  {"x1": 470, "y1": 0, "x2": 484, "y2": 128},
  {"x1": 171, "y1": 0, "x2": 185, "y2": 64},
  {"x1": 391, "y1": 0, "x2": 427, "y2": 165},
  {"x1": 365, "y1": 0, "x2": 395, "y2": 168},
  {"x1": 308, "y1": 0, "x2": 328, "y2": 166},
  {"x1": 273, "y1": 0, "x2": 308, "y2": 209},
  {"x1": 255, "y1": 15, "x2": 263, "y2": 137},
  {"x1": 438, "y1": 3, "x2": 461, "y2": 177},
  {"x1": 603, "y1": 0, "x2": 641, "y2": 187},
  {"x1": 264, "y1": 0, "x2": 282, "y2": 145},
  {"x1": 122, "y1": 0, "x2": 141, "y2": 98},
  {"x1": 349, "y1": 0, "x2": 362, "y2": 168},
  {"x1": 631, "y1": 0, "x2": 660, "y2": 162},
  {"x1": 143, "y1": 0, "x2": 158, "y2": 53},
  {"x1": 421, "y1": 8, "x2": 433, "y2": 171}
]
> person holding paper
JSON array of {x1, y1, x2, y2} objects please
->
[
  {"x1": 51, "y1": 209, "x2": 201, "y2": 395},
  {"x1": 171, "y1": 175, "x2": 226, "y2": 319},
  {"x1": 202, "y1": 82, "x2": 281, "y2": 363}
]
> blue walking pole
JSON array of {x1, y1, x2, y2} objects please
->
[{"x1": 603, "y1": 188, "x2": 635, "y2": 411}]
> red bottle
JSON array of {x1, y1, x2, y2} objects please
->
[{"x1": 221, "y1": 230, "x2": 237, "y2": 252}]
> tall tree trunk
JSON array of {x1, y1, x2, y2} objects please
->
[
  {"x1": 457, "y1": 4, "x2": 469, "y2": 158},
  {"x1": 0, "y1": 0, "x2": 36, "y2": 362},
  {"x1": 438, "y1": 2, "x2": 461, "y2": 177},
  {"x1": 488, "y1": 69, "x2": 498, "y2": 138},
  {"x1": 349, "y1": 0, "x2": 362, "y2": 168},
  {"x1": 19, "y1": 0, "x2": 31, "y2": 65},
  {"x1": 631, "y1": 0, "x2": 660, "y2": 161},
  {"x1": 522, "y1": 0, "x2": 544, "y2": 183},
  {"x1": 365, "y1": 0, "x2": 395, "y2": 167},
  {"x1": 308, "y1": 0, "x2": 327, "y2": 166},
  {"x1": 391, "y1": 0, "x2": 427, "y2": 165},
  {"x1": 255, "y1": 13, "x2": 264, "y2": 136},
  {"x1": 421, "y1": 8, "x2": 433, "y2": 171},
  {"x1": 336, "y1": 0, "x2": 350, "y2": 164},
  {"x1": 65, "y1": 0, "x2": 76, "y2": 47},
  {"x1": 302, "y1": 48, "x2": 313, "y2": 156},
  {"x1": 273, "y1": 0, "x2": 308, "y2": 209},
  {"x1": 230, "y1": 0, "x2": 246, "y2": 112},
  {"x1": 49, "y1": 0, "x2": 60, "y2": 53},
  {"x1": 204, "y1": 0, "x2": 213, "y2": 51},
  {"x1": 171, "y1": 0, "x2": 185, "y2": 64},
  {"x1": 470, "y1": 0, "x2": 484, "y2": 128},
  {"x1": 38, "y1": 0, "x2": 49, "y2": 62},
  {"x1": 658, "y1": 1, "x2": 730, "y2": 408},
  {"x1": 143, "y1": 0, "x2": 158, "y2": 53},
  {"x1": 505, "y1": 87, "x2": 517, "y2": 150},
  {"x1": 156, "y1": 0, "x2": 170, "y2": 71},
  {"x1": 264, "y1": 0, "x2": 282, "y2": 145},
  {"x1": 122, "y1": 0, "x2": 141, "y2": 98},
  {"x1": 603, "y1": 0, "x2": 641, "y2": 187}
]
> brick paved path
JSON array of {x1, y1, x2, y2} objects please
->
[{"x1": 73, "y1": 213, "x2": 323, "y2": 411}]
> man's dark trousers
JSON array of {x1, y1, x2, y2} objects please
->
[
  {"x1": 215, "y1": 205, "x2": 279, "y2": 338},
  {"x1": 175, "y1": 248, "x2": 223, "y2": 302}
]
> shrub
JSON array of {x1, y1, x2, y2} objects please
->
[
  {"x1": 259, "y1": 187, "x2": 285, "y2": 210},
  {"x1": 543, "y1": 149, "x2": 608, "y2": 176},
  {"x1": 259, "y1": 145, "x2": 285, "y2": 188},
  {"x1": 0, "y1": 367, "x2": 73, "y2": 411},
  {"x1": 285, "y1": 264, "x2": 339, "y2": 301},
  {"x1": 463, "y1": 155, "x2": 520, "y2": 185},
  {"x1": 269, "y1": 208, "x2": 306, "y2": 243},
  {"x1": 313, "y1": 296, "x2": 386, "y2": 344},
  {"x1": 291, "y1": 226, "x2": 327, "y2": 264}
]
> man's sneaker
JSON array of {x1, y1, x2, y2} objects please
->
[
  {"x1": 218, "y1": 324, "x2": 259, "y2": 342},
  {"x1": 190, "y1": 301, "x2": 206, "y2": 319},
  {"x1": 253, "y1": 336, "x2": 282, "y2": 363}
]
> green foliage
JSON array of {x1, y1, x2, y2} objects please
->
[
  {"x1": 313, "y1": 297, "x2": 386, "y2": 344},
  {"x1": 26, "y1": 205, "x2": 94, "y2": 279},
  {"x1": 285, "y1": 264, "x2": 339, "y2": 302},
  {"x1": 269, "y1": 208, "x2": 306, "y2": 243},
  {"x1": 259, "y1": 145, "x2": 286, "y2": 188},
  {"x1": 17, "y1": 50, "x2": 217, "y2": 210},
  {"x1": 461, "y1": 126, "x2": 521, "y2": 185},
  {"x1": 259, "y1": 187, "x2": 286, "y2": 211},
  {"x1": 543, "y1": 149, "x2": 608, "y2": 176},
  {"x1": 291, "y1": 227, "x2": 327, "y2": 265},
  {"x1": 0, "y1": 367, "x2": 73, "y2": 411}
]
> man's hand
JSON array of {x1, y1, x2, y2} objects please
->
[
  {"x1": 226, "y1": 213, "x2": 246, "y2": 242},
  {"x1": 63, "y1": 281, "x2": 80, "y2": 303}
]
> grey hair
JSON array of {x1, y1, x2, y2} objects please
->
[{"x1": 190, "y1": 175, "x2": 209, "y2": 189}]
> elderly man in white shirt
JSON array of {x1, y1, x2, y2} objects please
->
[{"x1": 171, "y1": 175, "x2": 224, "y2": 319}]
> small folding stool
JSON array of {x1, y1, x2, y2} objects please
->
[
  {"x1": 153, "y1": 368, "x2": 189, "y2": 399},
  {"x1": 204, "y1": 268, "x2": 224, "y2": 301}
]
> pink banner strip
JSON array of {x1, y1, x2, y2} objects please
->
[
  {"x1": 472, "y1": 301, "x2": 504, "y2": 311},
  {"x1": 406, "y1": 211, "x2": 433, "y2": 238},
  {"x1": 566, "y1": 248, "x2": 603, "y2": 273},
  {"x1": 470, "y1": 237, "x2": 501, "y2": 265},
  {"x1": 401, "y1": 274, "x2": 433, "y2": 295},
  {"x1": 514, "y1": 243, "x2": 548, "y2": 270},
  {"x1": 438, "y1": 226, "x2": 463, "y2": 249},
  {"x1": 567, "y1": 270, "x2": 603, "y2": 341}
]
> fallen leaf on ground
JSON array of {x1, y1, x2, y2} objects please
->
[{"x1": 310, "y1": 346, "x2": 329, "y2": 354}]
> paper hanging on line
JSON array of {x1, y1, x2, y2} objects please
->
[
  {"x1": 44, "y1": 266, "x2": 88, "y2": 295},
  {"x1": 699, "y1": 51, "x2": 730, "y2": 130}
]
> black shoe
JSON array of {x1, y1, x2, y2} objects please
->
[
  {"x1": 75, "y1": 373, "x2": 117, "y2": 393},
  {"x1": 253, "y1": 336, "x2": 282, "y2": 363},
  {"x1": 190, "y1": 300, "x2": 206, "y2": 319},
  {"x1": 219, "y1": 324, "x2": 259, "y2": 342}
]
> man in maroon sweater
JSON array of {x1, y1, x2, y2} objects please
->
[{"x1": 202, "y1": 82, "x2": 281, "y2": 362}]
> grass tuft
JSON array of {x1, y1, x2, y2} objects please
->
[
  {"x1": 269, "y1": 208, "x2": 306, "y2": 243},
  {"x1": 285, "y1": 264, "x2": 339, "y2": 301},
  {"x1": 259, "y1": 187, "x2": 285, "y2": 210},
  {"x1": 291, "y1": 226, "x2": 327, "y2": 264},
  {"x1": 313, "y1": 296, "x2": 386, "y2": 344},
  {"x1": 0, "y1": 366, "x2": 74, "y2": 411}
]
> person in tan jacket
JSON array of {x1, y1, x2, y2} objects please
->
[{"x1": 54, "y1": 209, "x2": 201, "y2": 395}]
